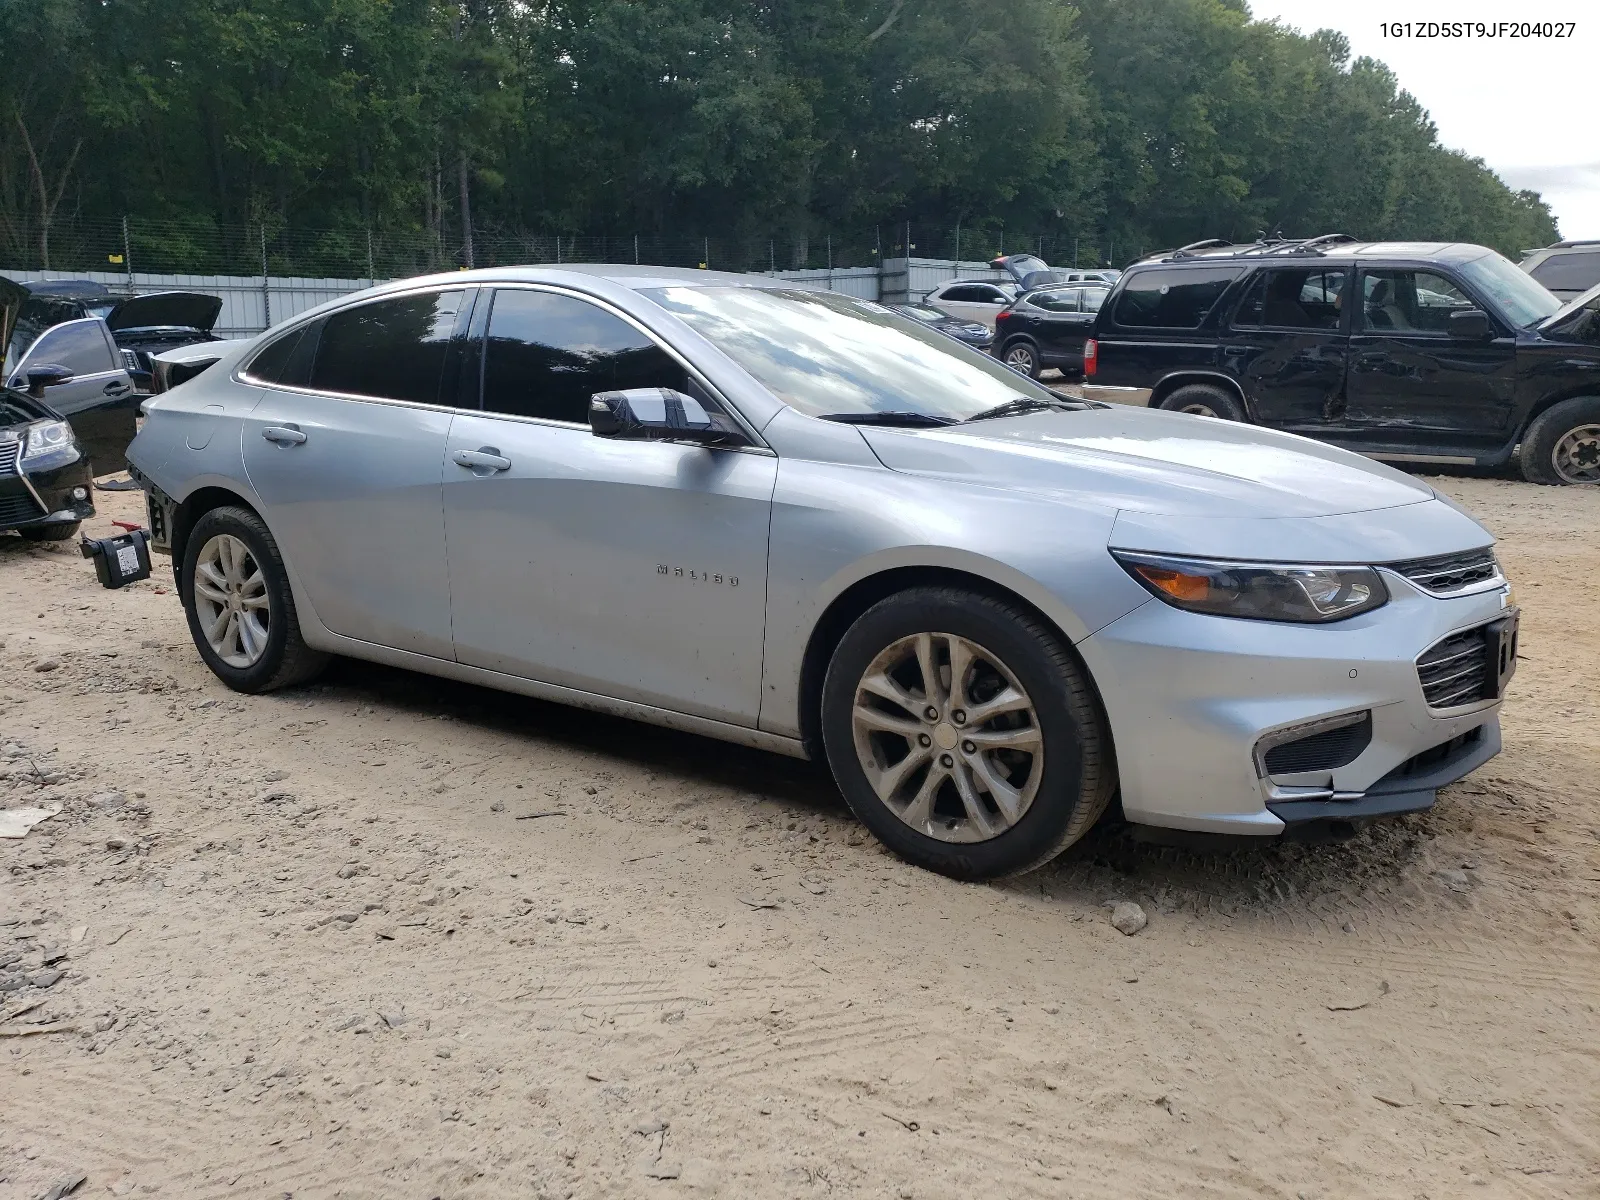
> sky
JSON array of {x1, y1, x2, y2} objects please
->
[{"x1": 1244, "y1": 0, "x2": 1595, "y2": 243}]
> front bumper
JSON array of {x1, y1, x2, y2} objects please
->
[
  {"x1": 0, "y1": 451, "x2": 95, "y2": 532},
  {"x1": 1076, "y1": 569, "x2": 1512, "y2": 835}
]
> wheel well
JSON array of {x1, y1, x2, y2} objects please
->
[
  {"x1": 1149, "y1": 373, "x2": 1247, "y2": 412},
  {"x1": 172, "y1": 486, "x2": 260, "y2": 571},
  {"x1": 795, "y1": 565, "x2": 1100, "y2": 760},
  {"x1": 1518, "y1": 391, "x2": 1600, "y2": 441}
]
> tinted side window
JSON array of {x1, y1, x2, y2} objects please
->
[
  {"x1": 1028, "y1": 290, "x2": 1079, "y2": 314},
  {"x1": 242, "y1": 327, "x2": 305, "y2": 384},
  {"x1": 1528, "y1": 251, "x2": 1600, "y2": 293},
  {"x1": 23, "y1": 319, "x2": 117, "y2": 375},
  {"x1": 939, "y1": 285, "x2": 983, "y2": 303},
  {"x1": 1232, "y1": 269, "x2": 1345, "y2": 330},
  {"x1": 1081, "y1": 288, "x2": 1106, "y2": 313},
  {"x1": 309, "y1": 290, "x2": 464, "y2": 403},
  {"x1": 1112, "y1": 267, "x2": 1243, "y2": 328},
  {"x1": 480, "y1": 290, "x2": 687, "y2": 423}
]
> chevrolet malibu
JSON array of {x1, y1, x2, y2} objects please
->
[{"x1": 126, "y1": 266, "x2": 1517, "y2": 879}]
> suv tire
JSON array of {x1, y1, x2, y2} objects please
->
[
  {"x1": 1002, "y1": 341, "x2": 1042, "y2": 379},
  {"x1": 1520, "y1": 396, "x2": 1600, "y2": 485},
  {"x1": 1157, "y1": 383, "x2": 1246, "y2": 421},
  {"x1": 181, "y1": 505, "x2": 329, "y2": 693},
  {"x1": 19, "y1": 521, "x2": 80, "y2": 542},
  {"x1": 820, "y1": 586, "x2": 1115, "y2": 880}
]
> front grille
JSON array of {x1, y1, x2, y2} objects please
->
[
  {"x1": 1416, "y1": 625, "x2": 1495, "y2": 708},
  {"x1": 1263, "y1": 713, "x2": 1373, "y2": 775},
  {"x1": 0, "y1": 438, "x2": 18, "y2": 477},
  {"x1": 1391, "y1": 548, "x2": 1500, "y2": 595},
  {"x1": 1385, "y1": 725, "x2": 1486, "y2": 782},
  {"x1": 0, "y1": 491, "x2": 45, "y2": 526}
]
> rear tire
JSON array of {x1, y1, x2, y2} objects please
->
[
  {"x1": 1156, "y1": 383, "x2": 1245, "y2": 421},
  {"x1": 1002, "y1": 341, "x2": 1042, "y2": 379},
  {"x1": 1519, "y1": 396, "x2": 1600, "y2": 485},
  {"x1": 19, "y1": 521, "x2": 80, "y2": 542},
  {"x1": 820, "y1": 586, "x2": 1115, "y2": 880},
  {"x1": 181, "y1": 505, "x2": 328, "y2": 693}
]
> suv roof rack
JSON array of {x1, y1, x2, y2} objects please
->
[
  {"x1": 1144, "y1": 233, "x2": 1360, "y2": 264},
  {"x1": 1553, "y1": 239, "x2": 1600, "y2": 248}
]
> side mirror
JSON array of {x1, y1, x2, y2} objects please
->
[
  {"x1": 588, "y1": 388, "x2": 747, "y2": 447},
  {"x1": 1449, "y1": 308, "x2": 1493, "y2": 340},
  {"x1": 25, "y1": 363, "x2": 75, "y2": 397}
]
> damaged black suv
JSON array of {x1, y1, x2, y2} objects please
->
[{"x1": 1083, "y1": 235, "x2": 1600, "y2": 484}]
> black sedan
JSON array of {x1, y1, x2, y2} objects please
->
[
  {"x1": 889, "y1": 302, "x2": 993, "y2": 349},
  {"x1": 2, "y1": 384, "x2": 96, "y2": 541},
  {"x1": 991, "y1": 285, "x2": 1107, "y2": 378}
]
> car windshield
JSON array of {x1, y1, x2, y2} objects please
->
[
  {"x1": 1459, "y1": 251, "x2": 1561, "y2": 327},
  {"x1": 646, "y1": 286, "x2": 1059, "y2": 420}
]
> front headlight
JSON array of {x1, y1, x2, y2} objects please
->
[
  {"x1": 20, "y1": 420, "x2": 79, "y2": 470},
  {"x1": 1113, "y1": 551, "x2": 1388, "y2": 623}
]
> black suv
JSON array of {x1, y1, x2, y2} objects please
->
[{"x1": 1084, "y1": 235, "x2": 1600, "y2": 484}]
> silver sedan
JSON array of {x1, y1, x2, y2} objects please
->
[{"x1": 127, "y1": 266, "x2": 1516, "y2": 878}]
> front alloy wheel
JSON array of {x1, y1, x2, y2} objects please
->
[{"x1": 850, "y1": 632, "x2": 1043, "y2": 843}]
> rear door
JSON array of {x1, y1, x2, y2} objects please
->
[
  {"x1": 240, "y1": 288, "x2": 467, "y2": 659},
  {"x1": 1026, "y1": 289, "x2": 1097, "y2": 368},
  {"x1": 1343, "y1": 267, "x2": 1519, "y2": 452},
  {"x1": 1222, "y1": 267, "x2": 1351, "y2": 431},
  {"x1": 6, "y1": 317, "x2": 137, "y2": 472}
]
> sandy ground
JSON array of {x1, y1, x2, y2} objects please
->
[{"x1": 1, "y1": 476, "x2": 1597, "y2": 1200}]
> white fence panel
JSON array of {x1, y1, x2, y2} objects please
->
[
  {"x1": 763, "y1": 266, "x2": 880, "y2": 300},
  {"x1": 904, "y1": 258, "x2": 1009, "y2": 301}
]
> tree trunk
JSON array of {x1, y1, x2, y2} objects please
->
[
  {"x1": 458, "y1": 149, "x2": 475, "y2": 269},
  {"x1": 16, "y1": 112, "x2": 81, "y2": 271}
]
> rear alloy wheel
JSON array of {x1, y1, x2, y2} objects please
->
[
  {"x1": 1520, "y1": 396, "x2": 1600, "y2": 485},
  {"x1": 1156, "y1": 382, "x2": 1246, "y2": 421},
  {"x1": 181, "y1": 505, "x2": 328, "y2": 692},
  {"x1": 1003, "y1": 341, "x2": 1041, "y2": 379},
  {"x1": 821, "y1": 587, "x2": 1115, "y2": 879}
]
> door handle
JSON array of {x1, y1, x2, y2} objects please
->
[
  {"x1": 452, "y1": 447, "x2": 511, "y2": 472},
  {"x1": 103, "y1": 380, "x2": 131, "y2": 396},
  {"x1": 262, "y1": 425, "x2": 308, "y2": 445}
]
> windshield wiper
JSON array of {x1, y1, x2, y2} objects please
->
[
  {"x1": 820, "y1": 411, "x2": 959, "y2": 428},
  {"x1": 963, "y1": 396, "x2": 1080, "y2": 423}
]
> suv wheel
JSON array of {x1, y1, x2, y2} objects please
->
[
  {"x1": 181, "y1": 505, "x2": 329, "y2": 692},
  {"x1": 19, "y1": 521, "x2": 80, "y2": 542},
  {"x1": 1002, "y1": 341, "x2": 1041, "y2": 379},
  {"x1": 1157, "y1": 383, "x2": 1246, "y2": 421},
  {"x1": 1520, "y1": 396, "x2": 1600, "y2": 485},
  {"x1": 820, "y1": 586, "x2": 1115, "y2": 880}
]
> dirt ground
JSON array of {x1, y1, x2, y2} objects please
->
[{"x1": 2, "y1": 475, "x2": 1597, "y2": 1200}]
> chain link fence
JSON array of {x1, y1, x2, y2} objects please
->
[{"x1": 5, "y1": 216, "x2": 1135, "y2": 280}]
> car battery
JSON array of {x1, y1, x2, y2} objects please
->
[{"x1": 80, "y1": 527, "x2": 153, "y2": 590}]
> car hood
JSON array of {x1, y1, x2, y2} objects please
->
[
  {"x1": 107, "y1": 291, "x2": 222, "y2": 333},
  {"x1": 859, "y1": 406, "x2": 1432, "y2": 517}
]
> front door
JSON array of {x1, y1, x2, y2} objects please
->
[
  {"x1": 1222, "y1": 268, "x2": 1351, "y2": 431},
  {"x1": 241, "y1": 288, "x2": 467, "y2": 659},
  {"x1": 6, "y1": 317, "x2": 137, "y2": 472},
  {"x1": 1344, "y1": 268, "x2": 1519, "y2": 452},
  {"x1": 442, "y1": 286, "x2": 776, "y2": 725}
]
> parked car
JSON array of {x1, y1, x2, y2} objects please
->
[
  {"x1": 924, "y1": 279, "x2": 1019, "y2": 328},
  {"x1": 991, "y1": 284, "x2": 1107, "y2": 378},
  {"x1": 0, "y1": 276, "x2": 96, "y2": 539},
  {"x1": 129, "y1": 265, "x2": 1514, "y2": 880},
  {"x1": 889, "y1": 302, "x2": 992, "y2": 349},
  {"x1": 1519, "y1": 240, "x2": 1600, "y2": 302},
  {"x1": 1082, "y1": 235, "x2": 1600, "y2": 484},
  {"x1": 4, "y1": 312, "x2": 141, "y2": 475},
  {"x1": 3, "y1": 279, "x2": 223, "y2": 393}
]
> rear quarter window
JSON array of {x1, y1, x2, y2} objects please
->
[
  {"x1": 1529, "y1": 251, "x2": 1600, "y2": 293},
  {"x1": 1112, "y1": 267, "x2": 1244, "y2": 329}
]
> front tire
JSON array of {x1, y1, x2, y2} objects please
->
[
  {"x1": 1520, "y1": 396, "x2": 1600, "y2": 485},
  {"x1": 1002, "y1": 341, "x2": 1042, "y2": 379},
  {"x1": 181, "y1": 505, "x2": 328, "y2": 693},
  {"x1": 1156, "y1": 383, "x2": 1246, "y2": 421},
  {"x1": 19, "y1": 521, "x2": 80, "y2": 542},
  {"x1": 820, "y1": 587, "x2": 1115, "y2": 880}
]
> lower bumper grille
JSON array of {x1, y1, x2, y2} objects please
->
[
  {"x1": 1415, "y1": 617, "x2": 1517, "y2": 709},
  {"x1": 0, "y1": 490, "x2": 45, "y2": 527},
  {"x1": 1262, "y1": 713, "x2": 1372, "y2": 775}
]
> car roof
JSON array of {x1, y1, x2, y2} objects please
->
[
  {"x1": 362, "y1": 263, "x2": 815, "y2": 294},
  {"x1": 1131, "y1": 239, "x2": 1495, "y2": 268}
]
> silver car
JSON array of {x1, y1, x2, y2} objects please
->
[{"x1": 127, "y1": 266, "x2": 1517, "y2": 879}]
